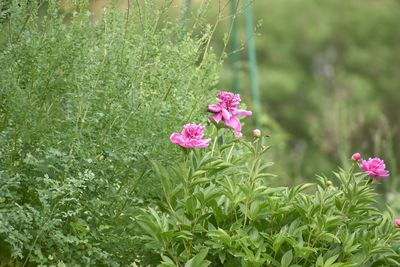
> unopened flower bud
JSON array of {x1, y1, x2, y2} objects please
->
[
  {"x1": 253, "y1": 129, "x2": 261, "y2": 138},
  {"x1": 395, "y1": 217, "x2": 400, "y2": 228},
  {"x1": 326, "y1": 180, "x2": 333, "y2": 187},
  {"x1": 351, "y1": 152, "x2": 361, "y2": 162}
]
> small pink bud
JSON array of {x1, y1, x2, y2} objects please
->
[
  {"x1": 395, "y1": 217, "x2": 400, "y2": 228},
  {"x1": 351, "y1": 152, "x2": 361, "y2": 161},
  {"x1": 253, "y1": 129, "x2": 261, "y2": 138}
]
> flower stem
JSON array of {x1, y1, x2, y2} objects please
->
[{"x1": 210, "y1": 127, "x2": 219, "y2": 156}]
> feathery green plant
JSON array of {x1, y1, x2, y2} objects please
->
[{"x1": 0, "y1": 0, "x2": 220, "y2": 265}]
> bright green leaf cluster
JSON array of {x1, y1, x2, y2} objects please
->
[{"x1": 140, "y1": 130, "x2": 400, "y2": 266}]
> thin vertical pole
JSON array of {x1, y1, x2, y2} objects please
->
[
  {"x1": 244, "y1": 0, "x2": 261, "y2": 123},
  {"x1": 230, "y1": 0, "x2": 240, "y2": 94},
  {"x1": 178, "y1": 0, "x2": 192, "y2": 40},
  {"x1": 183, "y1": 0, "x2": 192, "y2": 19}
]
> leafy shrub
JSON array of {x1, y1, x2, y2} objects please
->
[
  {"x1": 139, "y1": 109, "x2": 400, "y2": 266},
  {"x1": 0, "y1": 1, "x2": 220, "y2": 265}
]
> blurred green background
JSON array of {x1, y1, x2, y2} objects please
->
[
  {"x1": 186, "y1": 0, "x2": 400, "y2": 209},
  {"x1": 209, "y1": 1, "x2": 399, "y2": 176}
]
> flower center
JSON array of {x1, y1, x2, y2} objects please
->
[{"x1": 182, "y1": 124, "x2": 204, "y2": 139}]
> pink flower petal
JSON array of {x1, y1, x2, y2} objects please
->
[
  {"x1": 193, "y1": 139, "x2": 211, "y2": 148},
  {"x1": 221, "y1": 108, "x2": 231, "y2": 121},
  {"x1": 207, "y1": 104, "x2": 221, "y2": 113},
  {"x1": 225, "y1": 116, "x2": 241, "y2": 134},
  {"x1": 237, "y1": 109, "x2": 252, "y2": 117},
  {"x1": 170, "y1": 133, "x2": 185, "y2": 146},
  {"x1": 212, "y1": 113, "x2": 222, "y2": 123}
]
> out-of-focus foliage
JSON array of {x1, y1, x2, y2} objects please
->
[{"x1": 0, "y1": 0, "x2": 219, "y2": 265}]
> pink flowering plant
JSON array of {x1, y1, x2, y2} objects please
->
[
  {"x1": 396, "y1": 218, "x2": 400, "y2": 228},
  {"x1": 208, "y1": 91, "x2": 252, "y2": 136},
  {"x1": 138, "y1": 92, "x2": 400, "y2": 266},
  {"x1": 170, "y1": 123, "x2": 211, "y2": 149},
  {"x1": 351, "y1": 152, "x2": 361, "y2": 162},
  {"x1": 360, "y1": 157, "x2": 390, "y2": 179}
]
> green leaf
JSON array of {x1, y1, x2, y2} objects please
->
[
  {"x1": 281, "y1": 249, "x2": 293, "y2": 267},
  {"x1": 316, "y1": 255, "x2": 324, "y2": 267},
  {"x1": 218, "y1": 251, "x2": 226, "y2": 264},
  {"x1": 184, "y1": 249, "x2": 210, "y2": 267},
  {"x1": 207, "y1": 228, "x2": 232, "y2": 246},
  {"x1": 192, "y1": 170, "x2": 207, "y2": 177},
  {"x1": 319, "y1": 232, "x2": 341, "y2": 243},
  {"x1": 323, "y1": 254, "x2": 339, "y2": 267},
  {"x1": 158, "y1": 255, "x2": 176, "y2": 267},
  {"x1": 185, "y1": 195, "x2": 198, "y2": 215},
  {"x1": 240, "y1": 140, "x2": 256, "y2": 155}
]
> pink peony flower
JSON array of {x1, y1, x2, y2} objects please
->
[
  {"x1": 395, "y1": 217, "x2": 400, "y2": 228},
  {"x1": 207, "y1": 91, "x2": 252, "y2": 136},
  {"x1": 351, "y1": 152, "x2": 361, "y2": 161},
  {"x1": 170, "y1": 123, "x2": 211, "y2": 149},
  {"x1": 360, "y1": 157, "x2": 389, "y2": 179}
]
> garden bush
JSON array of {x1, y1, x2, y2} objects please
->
[{"x1": 0, "y1": 0, "x2": 220, "y2": 265}]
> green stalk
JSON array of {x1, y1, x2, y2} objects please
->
[
  {"x1": 230, "y1": 0, "x2": 240, "y2": 93},
  {"x1": 244, "y1": 0, "x2": 261, "y2": 124},
  {"x1": 182, "y1": 0, "x2": 192, "y2": 19}
]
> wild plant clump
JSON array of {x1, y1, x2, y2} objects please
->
[{"x1": 139, "y1": 91, "x2": 400, "y2": 266}]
